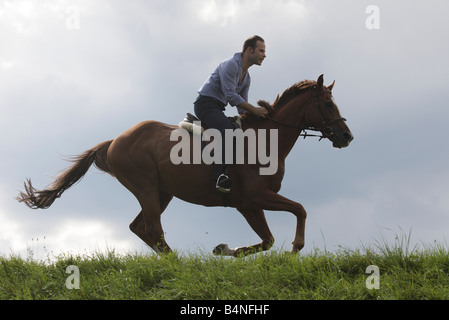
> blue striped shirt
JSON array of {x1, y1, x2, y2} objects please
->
[{"x1": 198, "y1": 52, "x2": 250, "y2": 114}]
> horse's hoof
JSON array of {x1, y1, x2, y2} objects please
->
[
  {"x1": 213, "y1": 243, "x2": 229, "y2": 255},
  {"x1": 213, "y1": 243, "x2": 236, "y2": 256}
]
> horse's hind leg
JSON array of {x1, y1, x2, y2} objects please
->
[
  {"x1": 213, "y1": 208, "x2": 274, "y2": 257},
  {"x1": 130, "y1": 191, "x2": 173, "y2": 253}
]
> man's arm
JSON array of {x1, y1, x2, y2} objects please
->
[
  {"x1": 219, "y1": 60, "x2": 246, "y2": 107},
  {"x1": 219, "y1": 58, "x2": 267, "y2": 118}
]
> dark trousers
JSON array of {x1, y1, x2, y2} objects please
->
[{"x1": 194, "y1": 95, "x2": 233, "y2": 179}]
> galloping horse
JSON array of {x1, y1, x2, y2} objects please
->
[{"x1": 17, "y1": 74, "x2": 353, "y2": 256}]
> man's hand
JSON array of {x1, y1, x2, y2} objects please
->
[
  {"x1": 252, "y1": 106, "x2": 268, "y2": 118},
  {"x1": 238, "y1": 102, "x2": 269, "y2": 118}
]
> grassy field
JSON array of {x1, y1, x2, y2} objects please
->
[{"x1": 1, "y1": 234, "x2": 449, "y2": 300}]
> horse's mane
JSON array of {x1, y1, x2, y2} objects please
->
[{"x1": 240, "y1": 79, "x2": 317, "y2": 124}]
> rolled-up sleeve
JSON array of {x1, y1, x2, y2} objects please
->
[{"x1": 218, "y1": 60, "x2": 246, "y2": 107}]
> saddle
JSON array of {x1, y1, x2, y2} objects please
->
[{"x1": 178, "y1": 113, "x2": 241, "y2": 135}]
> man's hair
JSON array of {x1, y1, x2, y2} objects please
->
[{"x1": 242, "y1": 35, "x2": 264, "y2": 53}]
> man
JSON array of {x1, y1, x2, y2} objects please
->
[{"x1": 194, "y1": 35, "x2": 268, "y2": 193}]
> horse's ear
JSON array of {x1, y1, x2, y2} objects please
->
[
  {"x1": 317, "y1": 74, "x2": 324, "y2": 89},
  {"x1": 327, "y1": 80, "x2": 335, "y2": 91}
]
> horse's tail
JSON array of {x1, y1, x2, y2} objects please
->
[{"x1": 17, "y1": 140, "x2": 114, "y2": 209}]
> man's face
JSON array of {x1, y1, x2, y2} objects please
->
[{"x1": 250, "y1": 41, "x2": 266, "y2": 66}]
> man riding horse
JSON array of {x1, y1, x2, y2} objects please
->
[
  {"x1": 194, "y1": 35, "x2": 269, "y2": 193},
  {"x1": 17, "y1": 31, "x2": 353, "y2": 256}
]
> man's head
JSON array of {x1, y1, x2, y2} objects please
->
[{"x1": 242, "y1": 35, "x2": 266, "y2": 66}]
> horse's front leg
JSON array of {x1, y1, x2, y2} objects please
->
[{"x1": 253, "y1": 190, "x2": 307, "y2": 253}]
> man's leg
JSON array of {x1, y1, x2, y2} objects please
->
[{"x1": 194, "y1": 97, "x2": 233, "y2": 192}]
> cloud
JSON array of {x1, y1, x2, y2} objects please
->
[
  {"x1": 0, "y1": 208, "x2": 24, "y2": 256},
  {"x1": 305, "y1": 165, "x2": 449, "y2": 250},
  {"x1": 196, "y1": 0, "x2": 309, "y2": 28},
  {"x1": 0, "y1": 203, "x2": 138, "y2": 260},
  {"x1": 198, "y1": 0, "x2": 238, "y2": 26},
  {"x1": 0, "y1": 58, "x2": 18, "y2": 70},
  {"x1": 42, "y1": 218, "x2": 135, "y2": 255}
]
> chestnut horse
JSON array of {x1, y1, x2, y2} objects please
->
[{"x1": 17, "y1": 75, "x2": 353, "y2": 256}]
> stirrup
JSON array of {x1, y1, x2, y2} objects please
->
[{"x1": 216, "y1": 174, "x2": 231, "y2": 193}]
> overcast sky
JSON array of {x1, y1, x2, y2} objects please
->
[{"x1": 1, "y1": 0, "x2": 449, "y2": 259}]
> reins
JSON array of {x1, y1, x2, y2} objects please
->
[{"x1": 266, "y1": 116, "x2": 327, "y2": 140}]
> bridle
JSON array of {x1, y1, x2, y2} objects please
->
[{"x1": 266, "y1": 86, "x2": 347, "y2": 141}]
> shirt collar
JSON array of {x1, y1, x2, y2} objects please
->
[{"x1": 233, "y1": 52, "x2": 243, "y2": 66}]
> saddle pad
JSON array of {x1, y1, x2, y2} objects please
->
[{"x1": 178, "y1": 113, "x2": 241, "y2": 135}]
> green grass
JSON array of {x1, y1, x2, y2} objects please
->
[{"x1": 1, "y1": 234, "x2": 449, "y2": 300}]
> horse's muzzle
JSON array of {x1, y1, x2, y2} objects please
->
[{"x1": 332, "y1": 130, "x2": 353, "y2": 148}]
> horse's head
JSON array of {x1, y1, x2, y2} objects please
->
[
  {"x1": 247, "y1": 75, "x2": 353, "y2": 148},
  {"x1": 307, "y1": 74, "x2": 353, "y2": 148}
]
